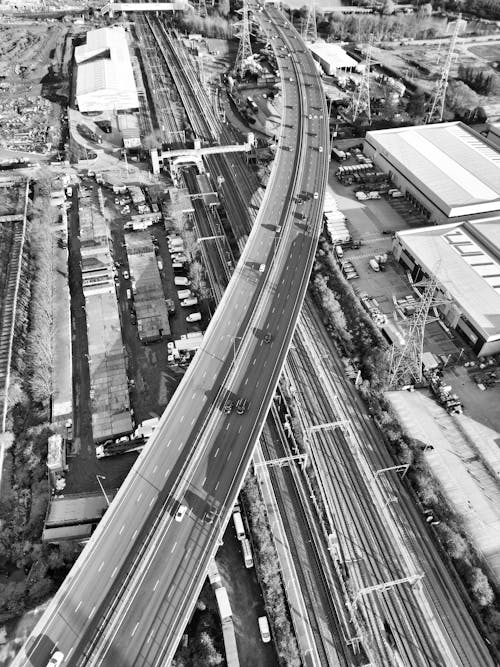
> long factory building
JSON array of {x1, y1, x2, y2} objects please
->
[
  {"x1": 393, "y1": 218, "x2": 500, "y2": 357},
  {"x1": 364, "y1": 122, "x2": 500, "y2": 225}
]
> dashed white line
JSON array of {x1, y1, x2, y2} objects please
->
[
  {"x1": 136, "y1": 493, "x2": 142, "y2": 503},
  {"x1": 75, "y1": 601, "x2": 82, "y2": 613},
  {"x1": 215, "y1": 481, "x2": 220, "y2": 491},
  {"x1": 153, "y1": 465, "x2": 158, "y2": 474},
  {"x1": 164, "y1": 468, "x2": 170, "y2": 478},
  {"x1": 252, "y1": 358, "x2": 256, "y2": 365},
  {"x1": 167, "y1": 439, "x2": 171, "y2": 448},
  {"x1": 89, "y1": 606, "x2": 96, "y2": 619},
  {"x1": 111, "y1": 566, "x2": 118, "y2": 578},
  {"x1": 244, "y1": 377, "x2": 249, "y2": 385},
  {"x1": 226, "y1": 423, "x2": 230, "y2": 431},
  {"x1": 98, "y1": 562, "x2": 104, "y2": 573},
  {"x1": 149, "y1": 497, "x2": 155, "y2": 507},
  {"x1": 131, "y1": 622, "x2": 139, "y2": 638},
  {"x1": 132, "y1": 530, "x2": 138, "y2": 540},
  {"x1": 171, "y1": 542, "x2": 177, "y2": 553},
  {"x1": 238, "y1": 426, "x2": 243, "y2": 434},
  {"x1": 119, "y1": 525, "x2": 124, "y2": 535},
  {"x1": 179, "y1": 415, "x2": 185, "y2": 423},
  {"x1": 153, "y1": 579, "x2": 160, "y2": 592},
  {"x1": 191, "y1": 392, "x2": 196, "y2": 400},
  {"x1": 227, "y1": 450, "x2": 232, "y2": 460},
  {"x1": 214, "y1": 447, "x2": 219, "y2": 458}
]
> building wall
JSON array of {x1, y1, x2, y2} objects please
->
[{"x1": 392, "y1": 237, "x2": 500, "y2": 356}]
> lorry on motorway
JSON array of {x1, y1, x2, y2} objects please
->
[
  {"x1": 369, "y1": 258, "x2": 380, "y2": 272},
  {"x1": 181, "y1": 297, "x2": 198, "y2": 307},
  {"x1": 186, "y1": 312, "x2": 201, "y2": 323},
  {"x1": 242, "y1": 538, "x2": 254, "y2": 568},
  {"x1": 233, "y1": 511, "x2": 246, "y2": 540},
  {"x1": 215, "y1": 587, "x2": 232, "y2": 621}
]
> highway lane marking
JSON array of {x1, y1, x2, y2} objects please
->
[
  {"x1": 147, "y1": 631, "x2": 154, "y2": 644},
  {"x1": 256, "y1": 381, "x2": 260, "y2": 388},
  {"x1": 263, "y1": 360, "x2": 267, "y2": 367},
  {"x1": 227, "y1": 450, "x2": 232, "y2": 460},
  {"x1": 272, "y1": 307, "x2": 276, "y2": 314},
  {"x1": 244, "y1": 377, "x2": 249, "y2": 385},
  {"x1": 111, "y1": 566, "x2": 118, "y2": 578},
  {"x1": 252, "y1": 358, "x2": 256, "y2": 365},
  {"x1": 98, "y1": 562, "x2": 104, "y2": 573},
  {"x1": 202, "y1": 370, "x2": 207, "y2": 378},
  {"x1": 164, "y1": 468, "x2": 170, "y2": 478},
  {"x1": 89, "y1": 606, "x2": 96, "y2": 619},
  {"x1": 132, "y1": 530, "x2": 138, "y2": 540},
  {"x1": 191, "y1": 392, "x2": 196, "y2": 400},
  {"x1": 131, "y1": 622, "x2": 139, "y2": 638},
  {"x1": 149, "y1": 497, "x2": 155, "y2": 507},
  {"x1": 238, "y1": 426, "x2": 243, "y2": 434},
  {"x1": 179, "y1": 415, "x2": 185, "y2": 423},
  {"x1": 167, "y1": 439, "x2": 172, "y2": 447},
  {"x1": 153, "y1": 580, "x2": 160, "y2": 591},
  {"x1": 137, "y1": 493, "x2": 142, "y2": 503},
  {"x1": 214, "y1": 447, "x2": 219, "y2": 458},
  {"x1": 215, "y1": 481, "x2": 220, "y2": 491},
  {"x1": 153, "y1": 465, "x2": 158, "y2": 474},
  {"x1": 75, "y1": 601, "x2": 82, "y2": 613},
  {"x1": 171, "y1": 542, "x2": 177, "y2": 553},
  {"x1": 225, "y1": 423, "x2": 230, "y2": 431},
  {"x1": 202, "y1": 475, "x2": 207, "y2": 485},
  {"x1": 119, "y1": 525, "x2": 124, "y2": 535}
]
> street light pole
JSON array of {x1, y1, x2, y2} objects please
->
[{"x1": 96, "y1": 474, "x2": 111, "y2": 508}]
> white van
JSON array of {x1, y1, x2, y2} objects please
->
[
  {"x1": 177, "y1": 289, "x2": 193, "y2": 300},
  {"x1": 181, "y1": 297, "x2": 198, "y2": 307},
  {"x1": 172, "y1": 262, "x2": 185, "y2": 271},
  {"x1": 258, "y1": 616, "x2": 271, "y2": 643},
  {"x1": 233, "y1": 511, "x2": 246, "y2": 540},
  {"x1": 175, "y1": 277, "x2": 191, "y2": 287},
  {"x1": 242, "y1": 538, "x2": 254, "y2": 568},
  {"x1": 335, "y1": 245, "x2": 343, "y2": 259},
  {"x1": 186, "y1": 312, "x2": 201, "y2": 323},
  {"x1": 126, "y1": 288, "x2": 132, "y2": 300}
]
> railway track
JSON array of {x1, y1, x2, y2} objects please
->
[{"x1": 283, "y1": 297, "x2": 494, "y2": 666}]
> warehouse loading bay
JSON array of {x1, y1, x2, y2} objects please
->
[{"x1": 326, "y1": 152, "x2": 500, "y2": 435}]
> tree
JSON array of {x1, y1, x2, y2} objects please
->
[
  {"x1": 217, "y1": 0, "x2": 230, "y2": 16},
  {"x1": 192, "y1": 632, "x2": 223, "y2": 667},
  {"x1": 417, "y1": 3, "x2": 433, "y2": 18},
  {"x1": 445, "y1": 80, "x2": 479, "y2": 115},
  {"x1": 469, "y1": 567, "x2": 494, "y2": 607},
  {"x1": 382, "y1": 0, "x2": 395, "y2": 15},
  {"x1": 407, "y1": 87, "x2": 426, "y2": 119}
]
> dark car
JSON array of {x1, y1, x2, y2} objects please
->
[
  {"x1": 236, "y1": 398, "x2": 248, "y2": 415},
  {"x1": 224, "y1": 400, "x2": 233, "y2": 414}
]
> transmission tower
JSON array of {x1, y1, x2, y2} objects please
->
[
  {"x1": 387, "y1": 273, "x2": 448, "y2": 388},
  {"x1": 426, "y1": 14, "x2": 464, "y2": 124},
  {"x1": 234, "y1": 0, "x2": 253, "y2": 79},
  {"x1": 351, "y1": 35, "x2": 373, "y2": 124},
  {"x1": 302, "y1": 0, "x2": 317, "y2": 44}
]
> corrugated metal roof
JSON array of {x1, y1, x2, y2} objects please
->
[
  {"x1": 307, "y1": 42, "x2": 357, "y2": 69},
  {"x1": 76, "y1": 27, "x2": 139, "y2": 112},
  {"x1": 396, "y1": 218, "x2": 500, "y2": 338},
  {"x1": 366, "y1": 123, "x2": 500, "y2": 217}
]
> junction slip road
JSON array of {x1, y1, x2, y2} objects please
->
[{"x1": 14, "y1": 7, "x2": 329, "y2": 667}]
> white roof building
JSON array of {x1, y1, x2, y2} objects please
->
[
  {"x1": 75, "y1": 27, "x2": 139, "y2": 113},
  {"x1": 307, "y1": 42, "x2": 358, "y2": 76},
  {"x1": 393, "y1": 218, "x2": 500, "y2": 356},
  {"x1": 364, "y1": 123, "x2": 500, "y2": 223}
]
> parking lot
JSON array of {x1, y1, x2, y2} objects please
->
[{"x1": 326, "y1": 156, "x2": 470, "y2": 358}]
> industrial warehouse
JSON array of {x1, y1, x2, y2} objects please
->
[
  {"x1": 393, "y1": 218, "x2": 500, "y2": 357},
  {"x1": 364, "y1": 122, "x2": 500, "y2": 224},
  {"x1": 75, "y1": 26, "x2": 139, "y2": 113}
]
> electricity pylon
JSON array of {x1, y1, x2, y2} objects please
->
[
  {"x1": 234, "y1": 0, "x2": 253, "y2": 78},
  {"x1": 387, "y1": 273, "x2": 448, "y2": 388},
  {"x1": 303, "y1": 0, "x2": 317, "y2": 44},
  {"x1": 426, "y1": 14, "x2": 464, "y2": 124},
  {"x1": 351, "y1": 35, "x2": 373, "y2": 124}
]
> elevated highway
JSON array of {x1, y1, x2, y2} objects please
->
[{"x1": 14, "y1": 6, "x2": 329, "y2": 667}]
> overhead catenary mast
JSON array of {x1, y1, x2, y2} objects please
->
[
  {"x1": 302, "y1": 0, "x2": 317, "y2": 44},
  {"x1": 351, "y1": 35, "x2": 373, "y2": 124}
]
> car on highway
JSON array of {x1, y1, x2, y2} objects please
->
[
  {"x1": 313, "y1": 192, "x2": 319, "y2": 199},
  {"x1": 122, "y1": 270, "x2": 129, "y2": 280},
  {"x1": 46, "y1": 652, "x2": 65, "y2": 667},
  {"x1": 224, "y1": 400, "x2": 233, "y2": 414},
  {"x1": 175, "y1": 504, "x2": 188, "y2": 522},
  {"x1": 236, "y1": 398, "x2": 248, "y2": 415},
  {"x1": 319, "y1": 146, "x2": 324, "y2": 153},
  {"x1": 259, "y1": 263, "x2": 265, "y2": 273},
  {"x1": 264, "y1": 333, "x2": 272, "y2": 344},
  {"x1": 130, "y1": 310, "x2": 137, "y2": 325}
]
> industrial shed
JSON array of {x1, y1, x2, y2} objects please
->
[
  {"x1": 307, "y1": 42, "x2": 358, "y2": 76},
  {"x1": 364, "y1": 122, "x2": 500, "y2": 224},
  {"x1": 393, "y1": 218, "x2": 500, "y2": 356},
  {"x1": 75, "y1": 27, "x2": 139, "y2": 113}
]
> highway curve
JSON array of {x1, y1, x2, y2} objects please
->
[{"x1": 13, "y1": 7, "x2": 329, "y2": 667}]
